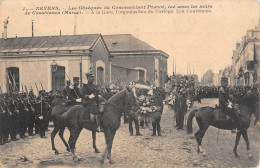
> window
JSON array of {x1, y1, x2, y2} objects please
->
[{"x1": 6, "y1": 67, "x2": 19, "y2": 92}]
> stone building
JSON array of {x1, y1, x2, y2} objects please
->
[
  {"x1": 231, "y1": 23, "x2": 260, "y2": 86},
  {"x1": 0, "y1": 33, "x2": 168, "y2": 94},
  {"x1": 103, "y1": 34, "x2": 169, "y2": 87}
]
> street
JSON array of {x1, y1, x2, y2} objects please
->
[{"x1": 0, "y1": 98, "x2": 259, "y2": 168}]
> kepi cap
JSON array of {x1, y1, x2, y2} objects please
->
[{"x1": 85, "y1": 72, "x2": 94, "y2": 78}]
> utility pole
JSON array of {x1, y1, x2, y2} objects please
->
[
  {"x1": 172, "y1": 58, "x2": 174, "y2": 76},
  {"x1": 74, "y1": 15, "x2": 77, "y2": 35},
  {"x1": 32, "y1": 20, "x2": 34, "y2": 37}
]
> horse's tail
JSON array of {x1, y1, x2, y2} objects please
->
[{"x1": 187, "y1": 109, "x2": 198, "y2": 134}]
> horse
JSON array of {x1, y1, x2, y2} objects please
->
[
  {"x1": 99, "y1": 87, "x2": 137, "y2": 164},
  {"x1": 187, "y1": 102, "x2": 256, "y2": 158},
  {"x1": 50, "y1": 87, "x2": 113, "y2": 155},
  {"x1": 50, "y1": 87, "x2": 137, "y2": 164}
]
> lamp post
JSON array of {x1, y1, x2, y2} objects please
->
[{"x1": 51, "y1": 60, "x2": 58, "y2": 91}]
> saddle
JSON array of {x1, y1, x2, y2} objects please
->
[
  {"x1": 78, "y1": 107, "x2": 99, "y2": 131},
  {"x1": 213, "y1": 106, "x2": 228, "y2": 120}
]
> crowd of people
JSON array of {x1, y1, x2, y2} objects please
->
[{"x1": 0, "y1": 72, "x2": 259, "y2": 145}]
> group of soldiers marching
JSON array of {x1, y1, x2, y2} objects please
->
[{"x1": 0, "y1": 89, "x2": 53, "y2": 145}]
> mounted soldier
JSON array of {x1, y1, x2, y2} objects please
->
[
  {"x1": 63, "y1": 80, "x2": 75, "y2": 106},
  {"x1": 81, "y1": 73, "x2": 104, "y2": 132},
  {"x1": 218, "y1": 77, "x2": 239, "y2": 133}
]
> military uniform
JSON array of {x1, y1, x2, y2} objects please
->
[
  {"x1": 81, "y1": 73, "x2": 101, "y2": 131},
  {"x1": 8, "y1": 100, "x2": 18, "y2": 141},
  {"x1": 35, "y1": 91, "x2": 48, "y2": 138},
  {"x1": 63, "y1": 83, "x2": 75, "y2": 106},
  {"x1": 218, "y1": 86, "x2": 229, "y2": 110},
  {"x1": 218, "y1": 86, "x2": 239, "y2": 132},
  {"x1": 81, "y1": 83, "x2": 99, "y2": 114},
  {"x1": 0, "y1": 100, "x2": 5, "y2": 145},
  {"x1": 17, "y1": 100, "x2": 28, "y2": 138}
]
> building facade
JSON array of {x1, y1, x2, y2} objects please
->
[
  {"x1": 0, "y1": 34, "x2": 110, "y2": 94},
  {"x1": 231, "y1": 24, "x2": 260, "y2": 86},
  {"x1": 103, "y1": 34, "x2": 168, "y2": 87},
  {"x1": 0, "y1": 34, "x2": 168, "y2": 94}
]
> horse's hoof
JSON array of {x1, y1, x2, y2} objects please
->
[
  {"x1": 67, "y1": 148, "x2": 70, "y2": 152},
  {"x1": 235, "y1": 155, "x2": 239, "y2": 158},
  {"x1": 196, "y1": 149, "x2": 200, "y2": 155},
  {"x1": 73, "y1": 156, "x2": 77, "y2": 160},
  {"x1": 100, "y1": 160, "x2": 104, "y2": 164},
  {"x1": 95, "y1": 149, "x2": 101, "y2": 153},
  {"x1": 202, "y1": 154, "x2": 207, "y2": 158},
  {"x1": 109, "y1": 160, "x2": 115, "y2": 164},
  {"x1": 55, "y1": 151, "x2": 59, "y2": 155},
  {"x1": 248, "y1": 154, "x2": 253, "y2": 160}
]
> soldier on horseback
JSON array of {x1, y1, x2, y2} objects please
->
[
  {"x1": 218, "y1": 78, "x2": 240, "y2": 133},
  {"x1": 81, "y1": 73, "x2": 103, "y2": 132}
]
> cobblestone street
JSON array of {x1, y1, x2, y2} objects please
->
[{"x1": 0, "y1": 98, "x2": 259, "y2": 168}]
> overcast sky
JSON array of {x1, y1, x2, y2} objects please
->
[{"x1": 0, "y1": 0, "x2": 259, "y2": 80}]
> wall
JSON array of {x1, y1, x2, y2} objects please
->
[
  {"x1": 0, "y1": 55, "x2": 89, "y2": 94},
  {"x1": 112, "y1": 55, "x2": 155, "y2": 84},
  {"x1": 90, "y1": 38, "x2": 110, "y2": 85}
]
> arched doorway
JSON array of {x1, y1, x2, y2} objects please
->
[
  {"x1": 6, "y1": 67, "x2": 20, "y2": 92},
  {"x1": 52, "y1": 66, "x2": 65, "y2": 91},
  {"x1": 97, "y1": 66, "x2": 104, "y2": 86}
]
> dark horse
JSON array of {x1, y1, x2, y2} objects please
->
[
  {"x1": 50, "y1": 87, "x2": 113, "y2": 155},
  {"x1": 51, "y1": 87, "x2": 137, "y2": 164},
  {"x1": 187, "y1": 103, "x2": 256, "y2": 158},
  {"x1": 100, "y1": 87, "x2": 137, "y2": 164}
]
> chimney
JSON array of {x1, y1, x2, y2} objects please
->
[
  {"x1": 32, "y1": 20, "x2": 34, "y2": 37},
  {"x1": 60, "y1": 30, "x2": 62, "y2": 36},
  {"x1": 3, "y1": 17, "x2": 9, "y2": 40},
  {"x1": 2, "y1": 31, "x2": 3, "y2": 39},
  {"x1": 16, "y1": 34, "x2": 17, "y2": 38}
]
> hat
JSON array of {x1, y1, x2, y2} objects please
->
[{"x1": 85, "y1": 73, "x2": 94, "y2": 78}]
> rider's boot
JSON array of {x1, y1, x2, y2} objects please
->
[{"x1": 95, "y1": 115, "x2": 101, "y2": 132}]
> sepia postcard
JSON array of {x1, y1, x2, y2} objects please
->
[{"x1": 0, "y1": 0, "x2": 259, "y2": 167}]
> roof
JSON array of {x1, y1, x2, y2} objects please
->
[
  {"x1": 103, "y1": 34, "x2": 169, "y2": 58},
  {"x1": 103, "y1": 34, "x2": 156, "y2": 52},
  {"x1": 0, "y1": 34, "x2": 169, "y2": 58},
  {"x1": 0, "y1": 34, "x2": 100, "y2": 54}
]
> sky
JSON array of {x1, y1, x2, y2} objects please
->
[{"x1": 0, "y1": 0, "x2": 259, "y2": 80}]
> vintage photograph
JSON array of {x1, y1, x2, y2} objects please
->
[{"x1": 0, "y1": 0, "x2": 259, "y2": 167}]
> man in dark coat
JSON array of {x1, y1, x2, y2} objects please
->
[
  {"x1": 0, "y1": 99, "x2": 5, "y2": 145},
  {"x1": 63, "y1": 80, "x2": 74, "y2": 106},
  {"x1": 129, "y1": 104, "x2": 142, "y2": 136},
  {"x1": 174, "y1": 89, "x2": 187, "y2": 130},
  {"x1": 35, "y1": 91, "x2": 48, "y2": 138},
  {"x1": 151, "y1": 88, "x2": 164, "y2": 136},
  {"x1": 81, "y1": 73, "x2": 101, "y2": 132},
  {"x1": 72, "y1": 79, "x2": 81, "y2": 100},
  {"x1": 219, "y1": 86, "x2": 235, "y2": 132}
]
